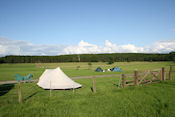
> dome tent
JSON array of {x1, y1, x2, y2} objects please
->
[
  {"x1": 111, "y1": 67, "x2": 122, "y2": 72},
  {"x1": 37, "y1": 67, "x2": 82, "y2": 89},
  {"x1": 95, "y1": 67, "x2": 103, "y2": 72}
]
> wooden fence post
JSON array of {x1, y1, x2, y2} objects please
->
[
  {"x1": 122, "y1": 74, "x2": 126, "y2": 88},
  {"x1": 169, "y1": 65, "x2": 172, "y2": 80},
  {"x1": 161, "y1": 67, "x2": 165, "y2": 81},
  {"x1": 134, "y1": 70, "x2": 139, "y2": 86},
  {"x1": 93, "y1": 77, "x2": 96, "y2": 93},
  {"x1": 18, "y1": 81, "x2": 22, "y2": 103}
]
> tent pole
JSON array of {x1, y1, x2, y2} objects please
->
[
  {"x1": 73, "y1": 84, "x2": 75, "y2": 95},
  {"x1": 50, "y1": 81, "x2": 52, "y2": 97},
  {"x1": 118, "y1": 76, "x2": 122, "y2": 88}
]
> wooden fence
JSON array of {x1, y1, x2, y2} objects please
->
[{"x1": 122, "y1": 67, "x2": 173, "y2": 88}]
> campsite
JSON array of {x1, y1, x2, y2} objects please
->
[
  {"x1": 0, "y1": 62, "x2": 175, "y2": 117},
  {"x1": 1, "y1": 0, "x2": 175, "y2": 116}
]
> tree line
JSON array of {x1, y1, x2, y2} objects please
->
[{"x1": 0, "y1": 52, "x2": 175, "y2": 63}]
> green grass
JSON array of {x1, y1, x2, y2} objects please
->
[
  {"x1": 0, "y1": 62, "x2": 175, "y2": 117},
  {"x1": 0, "y1": 62, "x2": 174, "y2": 81},
  {"x1": 0, "y1": 77, "x2": 175, "y2": 117}
]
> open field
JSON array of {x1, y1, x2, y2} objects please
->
[
  {"x1": 0, "y1": 62, "x2": 174, "y2": 81},
  {"x1": 0, "y1": 77, "x2": 175, "y2": 117},
  {"x1": 0, "y1": 62, "x2": 175, "y2": 117}
]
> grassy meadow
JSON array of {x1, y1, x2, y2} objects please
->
[
  {"x1": 0, "y1": 62, "x2": 173, "y2": 81},
  {"x1": 0, "y1": 62, "x2": 175, "y2": 117}
]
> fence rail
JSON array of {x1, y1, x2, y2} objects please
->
[{"x1": 122, "y1": 67, "x2": 173, "y2": 88}]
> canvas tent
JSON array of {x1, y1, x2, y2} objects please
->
[
  {"x1": 111, "y1": 67, "x2": 122, "y2": 72},
  {"x1": 37, "y1": 67, "x2": 82, "y2": 89},
  {"x1": 95, "y1": 67, "x2": 103, "y2": 72}
]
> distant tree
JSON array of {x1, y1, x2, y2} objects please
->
[
  {"x1": 169, "y1": 52, "x2": 175, "y2": 62},
  {"x1": 0, "y1": 53, "x2": 172, "y2": 63},
  {"x1": 108, "y1": 61, "x2": 114, "y2": 65},
  {"x1": 0, "y1": 58, "x2": 5, "y2": 63},
  {"x1": 108, "y1": 57, "x2": 114, "y2": 64},
  {"x1": 88, "y1": 62, "x2": 92, "y2": 70},
  {"x1": 169, "y1": 52, "x2": 175, "y2": 55}
]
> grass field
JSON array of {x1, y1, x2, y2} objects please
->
[
  {"x1": 0, "y1": 62, "x2": 173, "y2": 81},
  {"x1": 0, "y1": 62, "x2": 175, "y2": 117}
]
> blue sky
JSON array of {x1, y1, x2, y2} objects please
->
[{"x1": 0, "y1": 0, "x2": 175, "y2": 55}]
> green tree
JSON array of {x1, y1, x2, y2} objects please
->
[{"x1": 88, "y1": 62, "x2": 92, "y2": 70}]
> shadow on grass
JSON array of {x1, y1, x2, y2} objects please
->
[
  {"x1": 24, "y1": 92, "x2": 38, "y2": 102},
  {"x1": 113, "y1": 83, "x2": 119, "y2": 87},
  {"x1": 0, "y1": 84, "x2": 14, "y2": 96},
  {"x1": 90, "y1": 87, "x2": 93, "y2": 92}
]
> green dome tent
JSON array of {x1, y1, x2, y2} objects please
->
[{"x1": 95, "y1": 67, "x2": 103, "y2": 72}]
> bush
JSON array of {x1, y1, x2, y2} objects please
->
[{"x1": 108, "y1": 61, "x2": 114, "y2": 64}]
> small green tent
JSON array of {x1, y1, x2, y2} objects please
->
[{"x1": 95, "y1": 67, "x2": 103, "y2": 72}]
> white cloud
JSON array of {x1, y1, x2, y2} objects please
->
[
  {"x1": 0, "y1": 36, "x2": 175, "y2": 56},
  {"x1": 0, "y1": 36, "x2": 65, "y2": 56},
  {"x1": 64, "y1": 40, "x2": 147, "y2": 54},
  {"x1": 64, "y1": 40, "x2": 103, "y2": 54},
  {"x1": 0, "y1": 45, "x2": 7, "y2": 54},
  {"x1": 150, "y1": 40, "x2": 175, "y2": 53},
  {"x1": 64, "y1": 39, "x2": 175, "y2": 54}
]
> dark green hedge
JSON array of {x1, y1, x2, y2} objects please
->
[{"x1": 0, "y1": 52, "x2": 174, "y2": 63}]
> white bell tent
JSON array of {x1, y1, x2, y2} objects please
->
[{"x1": 37, "y1": 67, "x2": 82, "y2": 89}]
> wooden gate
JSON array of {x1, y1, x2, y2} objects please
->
[
  {"x1": 138, "y1": 68, "x2": 162, "y2": 85},
  {"x1": 122, "y1": 67, "x2": 167, "y2": 88}
]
